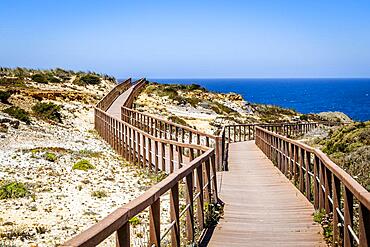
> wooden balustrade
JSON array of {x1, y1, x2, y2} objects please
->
[
  {"x1": 61, "y1": 148, "x2": 218, "y2": 247},
  {"x1": 62, "y1": 77, "x2": 358, "y2": 246},
  {"x1": 96, "y1": 78, "x2": 132, "y2": 111},
  {"x1": 255, "y1": 126, "x2": 370, "y2": 247},
  {"x1": 95, "y1": 107, "x2": 208, "y2": 173},
  {"x1": 121, "y1": 107, "x2": 217, "y2": 147}
]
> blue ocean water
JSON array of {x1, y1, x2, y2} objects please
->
[{"x1": 147, "y1": 78, "x2": 370, "y2": 122}]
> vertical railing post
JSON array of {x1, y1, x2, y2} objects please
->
[
  {"x1": 344, "y1": 187, "x2": 354, "y2": 247},
  {"x1": 196, "y1": 164, "x2": 204, "y2": 231},
  {"x1": 170, "y1": 183, "x2": 180, "y2": 247},
  {"x1": 359, "y1": 203, "x2": 370, "y2": 247},
  {"x1": 185, "y1": 172, "x2": 194, "y2": 242},
  {"x1": 332, "y1": 175, "x2": 341, "y2": 245},
  {"x1": 149, "y1": 199, "x2": 161, "y2": 247},
  {"x1": 116, "y1": 223, "x2": 130, "y2": 247}
]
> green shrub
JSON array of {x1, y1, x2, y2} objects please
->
[
  {"x1": 0, "y1": 181, "x2": 29, "y2": 199},
  {"x1": 77, "y1": 75, "x2": 101, "y2": 85},
  {"x1": 186, "y1": 84, "x2": 205, "y2": 91},
  {"x1": 48, "y1": 76, "x2": 61, "y2": 83},
  {"x1": 72, "y1": 159, "x2": 95, "y2": 171},
  {"x1": 0, "y1": 90, "x2": 12, "y2": 103},
  {"x1": 91, "y1": 190, "x2": 108, "y2": 198},
  {"x1": 212, "y1": 102, "x2": 236, "y2": 114},
  {"x1": 299, "y1": 114, "x2": 309, "y2": 121},
  {"x1": 129, "y1": 216, "x2": 141, "y2": 226},
  {"x1": 31, "y1": 74, "x2": 48, "y2": 84},
  {"x1": 2, "y1": 106, "x2": 31, "y2": 124},
  {"x1": 185, "y1": 97, "x2": 201, "y2": 107},
  {"x1": 32, "y1": 102, "x2": 62, "y2": 123},
  {"x1": 168, "y1": 115, "x2": 189, "y2": 127},
  {"x1": 44, "y1": 152, "x2": 57, "y2": 162}
]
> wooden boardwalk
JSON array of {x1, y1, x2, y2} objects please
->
[
  {"x1": 63, "y1": 80, "x2": 370, "y2": 247},
  {"x1": 209, "y1": 141, "x2": 325, "y2": 246}
]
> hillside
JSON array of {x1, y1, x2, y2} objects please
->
[
  {"x1": 0, "y1": 68, "x2": 152, "y2": 246},
  {"x1": 304, "y1": 122, "x2": 370, "y2": 191},
  {"x1": 134, "y1": 82, "x2": 340, "y2": 135}
]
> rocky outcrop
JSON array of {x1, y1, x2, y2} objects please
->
[{"x1": 318, "y1": 111, "x2": 353, "y2": 123}]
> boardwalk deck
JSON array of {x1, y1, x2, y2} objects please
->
[
  {"x1": 209, "y1": 141, "x2": 325, "y2": 247},
  {"x1": 106, "y1": 84, "x2": 135, "y2": 118}
]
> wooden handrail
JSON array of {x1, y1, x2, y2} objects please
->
[
  {"x1": 255, "y1": 126, "x2": 370, "y2": 246},
  {"x1": 96, "y1": 78, "x2": 132, "y2": 111},
  {"x1": 63, "y1": 77, "x2": 364, "y2": 247},
  {"x1": 121, "y1": 106, "x2": 218, "y2": 140},
  {"x1": 62, "y1": 149, "x2": 217, "y2": 247}
]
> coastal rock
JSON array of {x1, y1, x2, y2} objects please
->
[{"x1": 318, "y1": 111, "x2": 353, "y2": 123}]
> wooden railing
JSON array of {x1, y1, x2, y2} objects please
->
[
  {"x1": 62, "y1": 78, "x2": 365, "y2": 247},
  {"x1": 62, "y1": 79, "x2": 219, "y2": 246},
  {"x1": 96, "y1": 78, "x2": 132, "y2": 111},
  {"x1": 95, "y1": 107, "x2": 208, "y2": 173},
  {"x1": 121, "y1": 78, "x2": 147, "y2": 108},
  {"x1": 121, "y1": 107, "x2": 218, "y2": 147},
  {"x1": 255, "y1": 126, "x2": 370, "y2": 246},
  {"x1": 62, "y1": 147, "x2": 218, "y2": 246}
]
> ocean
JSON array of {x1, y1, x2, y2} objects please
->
[{"x1": 146, "y1": 78, "x2": 370, "y2": 122}]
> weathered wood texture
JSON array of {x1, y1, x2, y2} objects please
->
[
  {"x1": 209, "y1": 141, "x2": 325, "y2": 247},
  {"x1": 61, "y1": 78, "x2": 369, "y2": 247},
  {"x1": 256, "y1": 126, "x2": 370, "y2": 247}
]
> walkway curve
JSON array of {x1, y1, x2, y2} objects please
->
[{"x1": 209, "y1": 141, "x2": 325, "y2": 246}]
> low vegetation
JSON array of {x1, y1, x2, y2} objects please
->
[
  {"x1": 0, "y1": 90, "x2": 12, "y2": 103},
  {"x1": 2, "y1": 106, "x2": 31, "y2": 124},
  {"x1": 72, "y1": 159, "x2": 95, "y2": 171},
  {"x1": 320, "y1": 121, "x2": 370, "y2": 190},
  {"x1": 129, "y1": 216, "x2": 141, "y2": 226},
  {"x1": 74, "y1": 74, "x2": 101, "y2": 85},
  {"x1": 254, "y1": 104, "x2": 297, "y2": 122},
  {"x1": 313, "y1": 209, "x2": 333, "y2": 244},
  {"x1": 168, "y1": 115, "x2": 189, "y2": 127},
  {"x1": 0, "y1": 181, "x2": 29, "y2": 199},
  {"x1": 32, "y1": 102, "x2": 62, "y2": 123},
  {"x1": 91, "y1": 190, "x2": 108, "y2": 198},
  {"x1": 0, "y1": 67, "x2": 115, "y2": 87},
  {"x1": 44, "y1": 152, "x2": 57, "y2": 162}
]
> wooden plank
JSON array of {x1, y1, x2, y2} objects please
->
[{"x1": 208, "y1": 141, "x2": 325, "y2": 246}]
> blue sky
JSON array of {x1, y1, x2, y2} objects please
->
[{"x1": 1, "y1": 0, "x2": 370, "y2": 78}]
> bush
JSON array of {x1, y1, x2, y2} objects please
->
[
  {"x1": 186, "y1": 84, "x2": 205, "y2": 91},
  {"x1": 91, "y1": 190, "x2": 108, "y2": 198},
  {"x1": 0, "y1": 181, "x2": 29, "y2": 199},
  {"x1": 168, "y1": 115, "x2": 189, "y2": 127},
  {"x1": 2, "y1": 106, "x2": 31, "y2": 124},
  {"x1": 72, "y1": 159, "x2": 95, "y2": 171},
  {"x1": 32, "y1": 102, "x2": 62, "y2": 123},
  {"x1": 0, "y1": 90, "x2": 12, "y2": 103},
  {"x1": 44, "y1": 152, "x2": 57, "y2": 162},
  {"x1": 77, "y1": 75, "x2": 101, "y2": 85},
  {"x1": 31, "y1": 74, "x2": 48, "y2": 84},
  {"x1": 129, "y1": 216, "x2": 141, "y2": 226}
]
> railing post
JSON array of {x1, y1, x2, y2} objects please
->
[
  {"x1": 359, "y1": 203, "x2": 370, "y2": 247},
  {"x1": 169, "y1": 144, "x2": 174, "y2": 173},
  {"x1": 170, "y1": 183, "x2": 180, "y2": 247},
  {"x1": 185, "y1": 172, "x2": 194, "y2": 242},
  {"x1": 196, "y1": 164, "x2": 204, "y2": 231},
  {"x1": 149, "y1": 198, "x2": 161, "y2": 247},
  {"x1": 116, "y1": 223, "x2": 130, "y2": 247},
  {"x1": 313, "y1": 155, "x2": 320, "y2": 209},
  {"x1": 204, "y1": 159, "x2": 212, "y2": 206},
  {"x1": 344, "y1": 187, "x2": 354, "y2": 247},
  {"x1": 210, "y1": 154, "x2": 218, "y2": 203},
  {"x1": 332, "y1": 175, "x2": 341, "y2": 245},
  {"x1": 215, "y1": 136, "x2": 221, "y2": 171}
]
